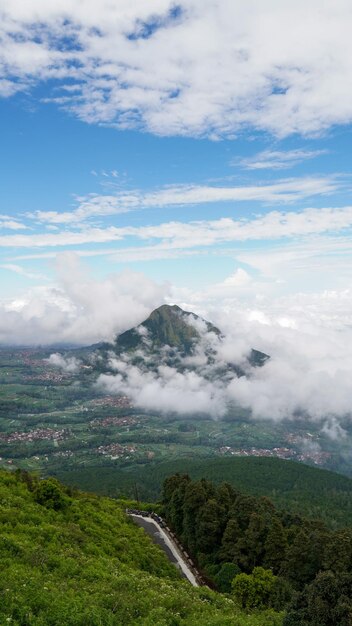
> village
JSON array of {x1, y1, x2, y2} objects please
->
[
  {"x1": 0, "y1": 427, "x2": 69, "y2": 444},
  {"x1": 88, "y1": 395, "x2": 132, "y2": 408},
  {"x1": 89, "y1": 416, "x2": 138, "y2": 428},
  {"x1": 218, "y1": 445, "x2": 331, "y2": 465},
  {"x1": 96, "y1": 442, "x2": 137, "y2": 460}
]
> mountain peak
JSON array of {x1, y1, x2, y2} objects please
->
[
  {"x1": 147, "y1": 303, "x2": 184, "y2": 320},
  {"x1": 152, "y1": 304, "x2": 183, "y2": 313},
  {"x1": 91, "y1": 304, "x2": 268, "y2": 381},
  {"x1": 114, "y1": 303, "x2": 215, "y2": 355}
]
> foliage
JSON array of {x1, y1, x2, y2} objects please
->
[
  {"x1": 232, "y1": 567, "x2": 279, "y2": 610},
  {"x1": 34, "y1": 478, "x2": 70, "y2": 510},
  {"x1": 208, "y1": 562, "x2": 241, "y2": 593},
  {"x1": 56, "y1": 456, "x2": 352, "y2": 529},
  {"x1": 0, "y1": 469, "x2": 283, "y2": 625},
  {"x1": 283, "y1": 571, "x2": 352, "y2": 626},
  {"x1": 162, "y1": 473, "x2": 352, "y2": 623}
]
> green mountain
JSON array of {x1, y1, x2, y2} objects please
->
[
  {"x1": 0, "y1": 468, "x2": 282, "y2": 626},
  {"x1": 114, "y1": 304, "x2": 219, "y2": 354},
  {"x1": 90, "y1": 304, "x2": 268, "y2": 376}
]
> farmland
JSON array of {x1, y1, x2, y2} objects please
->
[{"x1": 1, "y1": 346, "x2": 352, "y2": 495}]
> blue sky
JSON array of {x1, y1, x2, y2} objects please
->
[{"x1": 1, "y1": 0, "x2": 352, "y2": 347}]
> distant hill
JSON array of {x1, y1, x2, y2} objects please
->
[{"x1": 54, "y1": 456, "x2": 352, "y2": 530}]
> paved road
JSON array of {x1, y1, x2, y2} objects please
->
[{"x1": 130, "y1": 514, "x2": 199, "y2": 586}]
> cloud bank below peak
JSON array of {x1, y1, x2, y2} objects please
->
[
  {"x1": 95, "y1": 296, "x2": 352, "y2": 430},
  {"x1": 0, "y1": 251, "x2": 351, "y2": 431}
]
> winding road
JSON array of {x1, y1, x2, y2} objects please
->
[{"x1": 129, "y1": 513, "x2": 199, "y2": 586}]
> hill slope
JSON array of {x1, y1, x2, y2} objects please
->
[
  {"x1": 54, "y1": 456, "x2": 352, "y2": 529},
  {"x1": 0, "y1": 469, "x2": 282, "y2": 626},
  {"x1": 114, "y1": 304, "x2": 220, "y2": 354}
]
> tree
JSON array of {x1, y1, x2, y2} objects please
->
[
  {"x1": 283, "y1": 526, "x2": 325, "y2": 588},
  {"x1": 196, "y1": 498, "x2": 225, "y2": 554},
  {"x1": 162, "y1": 473, "x2": 190, "y2": 506},
  {"x1": 232, "y1": 566, "x2": 279, "y2": 610},
  {"x1": 182, "y1": 480, "x2": 210, "y2": 552},
  {"x1": 230, "y1": 494, "x2": 258, "y2": 531},
  {"x1": 263, "y1": 517, "x2": 288, "y2": 574},
  {"x1": 214, "y1": 562, "x2": 241, "y2": 593},
  {"x1": 323, "y1": 529, "x2": 352, "y2": 574},
  {"x1": 233, "y1": 512, "x2": 268, "y2": 571},
  {"x1": 220, "y1": 518, "x2": 241, "y2": 562},
  {"x1": 284, "y1": 571, "x2": 352, "y2": 626},
  {"x1": 34, "y1": 478, "x2": 69, "y2": 511}
]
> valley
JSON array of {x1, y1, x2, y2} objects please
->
[
  {"x1": 0, "y1": 346, "x2": 343, "y2": 475},
  {"x1": 2, "y1": 303, "x2": 352, "y2": 534},
  {"x1": 1, "y1": 309, "x2": 352, "y2": 625},
  {"x1": 1, "y1": 341, "x2": 352, "y2": 525}
]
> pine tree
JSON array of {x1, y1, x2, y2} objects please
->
[{"x1": 263, "y1": 517, "x2": 288, "y2": 574}]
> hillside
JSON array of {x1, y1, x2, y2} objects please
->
[
  {"x1": 0, "y1": 469, "x2": 282, "y2": 626},
  {"x1": 87, "y1": 304, "x2": 269, "y2": 375},
  {"x1": 54, "y1": 456, "x2": 352, "y2": 529},
  {"x1": 114, "y1": 304, "x2": 220, "y2": 354}
]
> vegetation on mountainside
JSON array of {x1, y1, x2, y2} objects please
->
[
  {"x1": 0, "y1": 468, "x2": 282, "y2": 626},
  {"x1": 114, "y1": 304, "x2": 209, "y2": 354},
  {"x1": 55, "y1": 456, "x2": 352, "y2": 529},
  {"x1": 91, "y1": 303, "x2": 268, "y2": 372},
  {"x1": 162, "y1": 474, "x2": 352, "y2": 625}
]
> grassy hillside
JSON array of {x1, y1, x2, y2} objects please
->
[
  {"x1": 54, "y1": 456, "x2": 352, "y2": 529},
  {"x1": 0, "y1": 469, "x2": 282, "y2": 625}
]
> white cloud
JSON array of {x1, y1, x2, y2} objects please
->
[
  {"x1": 94, "y1": 289, "x2": 352, "y2": 428},
  {"x1": 1, "y1": 1, "x2": 352, "y2": 138},
  {"x1": 46, "y1": 352, "x2": 80, "y2": 373},
  {"x1": 0, "y1": 219, "x2": 28, "y2": 230},
  {"x1": 237, "y1": 149, "x2": 328, "y2": 170},
  {"x1": 221, "y1": 298, "x2": 352, "y2": 424},
  {"x1": 0, "y1": 226, "x2": 125, "y2": 248},
  {"x1": 6, "y1": 204, "x2": 352, "y2": 251},
  {"x1": 97, "y1": 366, "x2": 227, "y2": 418},
  {"x1": 108, "y1": 247, "x2": 201, "y2": 263},
  {"x1": 0, "y1": 252, "x2": 169, "y2": 345},
  {"x1": 179, "y1": 268, "x2": 258, "y2": 305},
  {"x1": 31, "y1": 176, "x2": 339, "y2": 224},
  {"x1": 236, "y1": 236, "x2": 352, "y2": 294},
  {"x1": 0, "y1": 263, "x2": 47, "y2": 280},
  {"x1": 0, "y1": 249, "x2": 352, "y2": 429},
  {"x1": 130, "y1": 206, "x2": 352, "y2": 249}
]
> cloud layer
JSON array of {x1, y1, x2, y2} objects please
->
[
  {"x1": 0, "y1": 253, "x2": 168, "y2": 345},
  {"x1": 27, "y1": 176, "x2": 338, "y2": 227},
  {"x1": 1, "y1": 1, "x2": 352, "y2": 138},
  {"x1": 1, "y1": 251, "x2": 351, "y2": 432},
  {"x1": 96, "y1": 296, "x2": 352, "y2": 431}
]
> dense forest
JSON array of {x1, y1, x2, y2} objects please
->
[
  {"x1": 55, "y1": 456, "x2": 352, "y2": 529},
  {"x1": 162, "y1": 474, "x2": 352, "y2": 625},
  {"x1": 0, "y1": 468, "x2": 282, "y2": 625}
]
